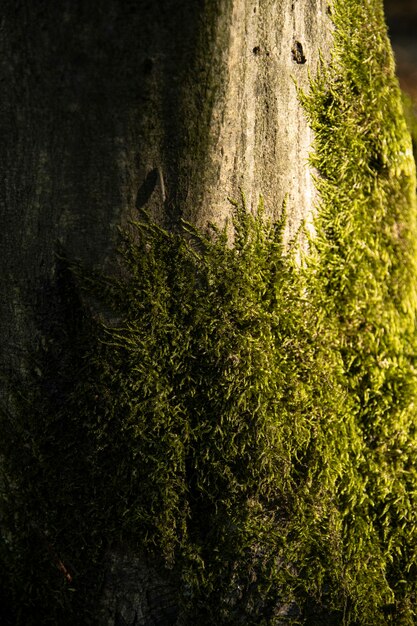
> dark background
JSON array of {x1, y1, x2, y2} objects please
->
[{"x1": 385, "y1": 0, "x2": 417, "y2": 101}]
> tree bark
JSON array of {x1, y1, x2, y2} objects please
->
[{"x1": 0, "y1": 1, "x2": 332, "y2": 623}]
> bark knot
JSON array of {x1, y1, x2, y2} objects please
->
[{"x1": 291, "y1": 41, "x2": 306, "y2": 64}]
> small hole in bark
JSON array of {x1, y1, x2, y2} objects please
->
[
  {"x1": 143, "y1": 58, "x2": 153, "y2": 75},
  {"x1": 291, "y1": 41, "x2": 306, "y2": 64},
  {"x1": 135, "y1": 169, "x2": 158, "y2": 210},
  {"x1": 253, "y1": 46, "x2": 261, "y2": 56}
]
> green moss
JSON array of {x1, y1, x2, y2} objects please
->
[
  {"x1": 402, "y1": 91, "x2": 417, "y2": 165},
  {"x1": 299, "y1": 0, "x2": 417, "y2": 621},
  {"x1": 82, "y1": 203, "x2": 358, "y2": 622},
  {"x1": 2, "y1": 0, "x2": 417, "y2": 624}
]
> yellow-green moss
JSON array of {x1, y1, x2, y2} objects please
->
[
  {"x1": 299, "y1": 0, "x2": 417, "y2": 621},
  {"x1": 2, "y1": 0, "x2": 417, "y2": 624}
]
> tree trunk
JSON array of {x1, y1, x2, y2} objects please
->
[{"x1": 0, "y1": 1, "x2": 332, "y2": 623}]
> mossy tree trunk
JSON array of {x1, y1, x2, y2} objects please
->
[{"x1": 0, "y1": 1, "x2": 332, "y2": 623}]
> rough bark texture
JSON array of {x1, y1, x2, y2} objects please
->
[
  {"x1": 0, "y1": 1, "x2": 332, "y2": 623},
  {"x1": 98, "y1": 548, "x2": 180, "y2": 626},
  {"x1": 0, "y1": 0, "x2": 332, "y2": 369}
]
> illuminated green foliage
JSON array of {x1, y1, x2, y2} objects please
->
[
  {"x1": 2, "y1": 0, "x2": 417, "y2": 624},
  {"x1": 299, "y1": 0, "x2": 417, "y2": 621},
  {"x1": 79, "y1": 202, "x2": 359, "y2": 622}
]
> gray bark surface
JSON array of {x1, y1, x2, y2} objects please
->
[{"x1": 0, "y1": 1, "x2": 332, "y2": 623}]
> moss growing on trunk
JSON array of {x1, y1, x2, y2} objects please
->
[
  {"x1": 299, "y1": 0, "x2": 417, "y2": 621},
  {"x1": 2, "y1": 0, "x2": 417, "y2": 624}
]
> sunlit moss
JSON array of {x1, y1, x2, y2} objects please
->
[
  {"x1": 2, "y1": 0, "x2": 417, "y2": 624},
  {"x1": 299, "y1": 0, "x2": 417, "y2": 622}
]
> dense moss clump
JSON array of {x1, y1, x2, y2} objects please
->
[
  {"x1": 2, "y1": 0, "x2": 417, "y2": 624},
  {"x1": 299, "y1": 0, "x2": 417, "y2": 620},
  {"x1": 0, "y1": 201, "x2": 355, "y2": 625}
]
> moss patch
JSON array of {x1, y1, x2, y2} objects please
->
[
  {"x1": 2, "y1": 0, "x2": 417, "y2": 624},
  {"x1": 299, "y1": 0, "x2": 417, "y2": 621}
]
